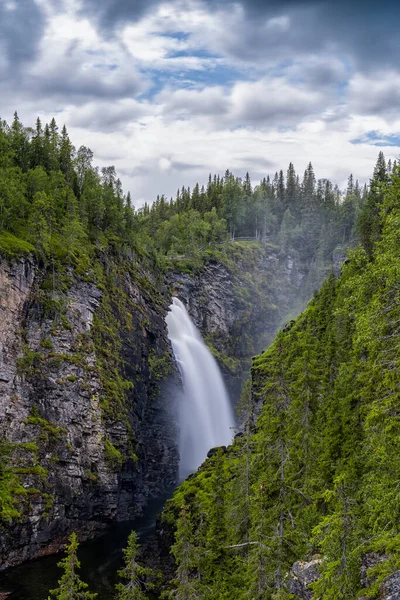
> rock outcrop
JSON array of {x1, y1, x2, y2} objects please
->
[
  {"x1": 286, "y1": 558, "x2": 322, "y2": 599},
  {"x1": 0, "y1": 242, "x2": 342, "y2": 570},
  {"x1": 168, "y1": 245, "x2": 309, "y2": 403},
  {"x1": 0, "y1": 256, "x2": 179, "y2": 568}
]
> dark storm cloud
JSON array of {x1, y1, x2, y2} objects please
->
[
  {"x1": 157, "y1": 87, "x2": 229, "y2": 119},
  {"x1": 220, "y1": 1, "x2": 399, "y2": 72},
  {"x1": 79, "y1": 0, "x2": 160, "y2": 29},
  {"x1": 235, "y1": 156, "x2": 276, "y2": 171},
  {"x1": 79, "y1": 0, "x2": 400, "y2": 73},
  {"x1": 171, "y1": 160, "x2": 205, "y2": 171},
  {"x1": 297, "y1": 60, "x2": 346, "y2": 87},
  {"x1": 80, "y1": 0, "x2": 318, "y2": 27},
  {"x1": 0, "y1": 0, "x2": 388, "y2": 84},
  {"x1": 158, "y1": 77, "x2": 329, "y2": 129},
  {"x1": 0, "y1": 0, "x2": 45, "y2": 73}
]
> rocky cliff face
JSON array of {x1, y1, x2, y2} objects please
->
[
  {"x1": 0, "y1": 242, "x2": 341, "y2": 570},
  {"x1": 168, "y1": 244, "x2": 309, "y2": 403},
  {"x1": 0, "y1": 255, "x2": 179, "y2": 569}
]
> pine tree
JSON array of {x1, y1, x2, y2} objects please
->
[
  {"x1": 277, "y1": 169, "x2": 285, "y2": 212},
  {"x1": 30, "y1": 117, "x2": 44, "y2": 168},
  {"x1": 49, "y1": 117, "x2": 60, "y2": 171},
  {"x1": 359, "y1": 151, "x2": 388, "y2": 256},
  {"x1": 59, "y1": 125, "x2": 74, "y2": 182},
  {"x1": 10, "y1": 111, "x2": 29, "y2": 171},
  {"x1": 243, "y1": 171, "x2": 252, "y2": 197},
  {"x1": 115, "y1": 531, "x2": 154, "y2": 600},
  {"x1": 48, "y1": 532, "x2": 97, "y2": 599},
  {"x1": 167, "y1": 506, "x2": 203, "y2": 600},
  {"x1": 346, "y1": 174, "x2": 354, "y2": 196}
]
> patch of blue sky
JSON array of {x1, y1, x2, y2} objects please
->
[
  {"x1": 93, "y1": 63, "x2": 119, "y2": 71},
  {"x1": 138, "y1": 62, "x2": 246, "y2": 100},
  {"x1": 351, "y1": 131, "x2": 400, "y2": 147},
  {"x1": 167, "y1": 46, "x2": 218, "y2": 59},
  {"x1": 159, "y1": 31, "x2": 189, "y2": 41},
  {"x1": 192, "y1": 63, "x2": 244, "y2": 86}
]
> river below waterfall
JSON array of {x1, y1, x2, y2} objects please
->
[{"x1": 0, "y1": 489, "x2": 174, "y2": 600}]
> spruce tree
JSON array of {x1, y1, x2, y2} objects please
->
[
  {"x1": 115, "y1": 531, "x2": 154, "y2": 600},
  {"x1": 359, "y1": 151, "x2": 388, "y2": 256},
  {"x1": 167, "y1": 506, "x2": 203, "y2": 600},
  {"x1": 48, "y1": 532, "x2": 97, "y2": 599}
]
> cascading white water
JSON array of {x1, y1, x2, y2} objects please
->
[{"x1": 166, "y1": 297, "x2": 235, "y2": 476}]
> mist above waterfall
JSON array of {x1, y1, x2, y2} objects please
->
[{"x1": 166, "y1": 298, "x2": 235, "y2": 476}]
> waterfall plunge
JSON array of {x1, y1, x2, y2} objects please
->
[{"x1": 166, "y1": 298, "x2": 235, "y2": 476}]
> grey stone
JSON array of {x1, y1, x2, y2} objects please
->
[{"x1": 0, "y1": 257, "x2": 179, "y2": 569}]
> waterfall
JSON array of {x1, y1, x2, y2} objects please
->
[{"x1": 166, "y1": 297, "x2": 235, "y2": 476}]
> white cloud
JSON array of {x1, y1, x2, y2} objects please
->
[
  {"x1": 13, "y1": 0, "x2": 145, "y2": 104},
  {"x1": 4, "y1": 1, "x2": 17, "y2": 11},
  {"x1": 156, "y1": 75, "x2": 331, "y2": 130},
  {"x1": 159, "y1": 157, "x2": 172, "y2": 172},
  {"x1": 265, "y1": 15, "x2": 290, "y2": 33},
  {"x1": 61, "y1": 107, "x2": 395, "y2": 208},
  {"x1": 2, "y1": 0, "x2": 400, "y2": 211},
  {"x1": 348, "y1": 71, "x2": 400, "y2": 118},
  {"x1": 230, "y1": 77, "x2": 327, "y2": 125}
]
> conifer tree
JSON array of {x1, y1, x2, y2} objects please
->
[
  {"x1": 115, "y1": 531, "x2": 154, "y2": 600},
  {"x1": 48, "y1": 532, "x2": 97, "y2": 600},
  {"x1": 10, "y1": 111, "x2": 29, "y2": 171},
  {"x1": 59, "y1": 125, "x2": 74, "y2": 182},
  {"x1": 359, "y1": 151, "x2": 388, "y2": 256},
  {"x1": 167, "y1": 506, "x2": 203, "y2": 600},
  {"x1": 30, "y1": 117, "x2": 44, "y2": 168}
]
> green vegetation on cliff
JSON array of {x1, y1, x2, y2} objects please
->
[
  {"x1": 161, "y1": 161, "x2": 400, "y2": 599},
  {"x1": 0, "y1": 111, "x2": 393, "y2": 593},
  {"x1": 0, "y1": 112, "x2": 361, "y2": 518}
]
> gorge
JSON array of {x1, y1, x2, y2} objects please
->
[
  {"x1": 1, "y1": 114, "x2": 396, "y2": 599},
  {"x1": 0, "y1": 243, "x2": 326, "y2": 598},
  {"x1": 0, "y1": 239, "x2": 316, "y2": 572}
]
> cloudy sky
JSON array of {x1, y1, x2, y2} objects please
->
[{"x1": 1, "y1": 0, "x2": 399, "y2": 205}]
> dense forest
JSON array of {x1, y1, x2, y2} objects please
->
[
  {"x1": 0, "y1": 112, "x2": 372, "y2": 271},
  {"x1": 1, "y1": 113, "x2": 398, "y2": 599},
  {"x1": 160, "y1": 160, "x2": 400, "y2": 599}
]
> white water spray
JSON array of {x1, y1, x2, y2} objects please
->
[{"x1": 166, "y1": 298, "x2": 235, "y2": 476}]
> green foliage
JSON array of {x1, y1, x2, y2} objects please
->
[
  {"x1": 40, "y1": 337, "x2": 55, "y2": 349},
  {"x1": 104, "y1": 439, "x2": 123, "y2": 471},
  {"x1": 24, "y1": 405, "x2": 67, "y2": 441},
  {"x1": 0, "y1": 231, "x2": 35, "y2": 257},
  {"x1": 163, "y1": 505, "x2": 205, "y2": 600},
  {"x1": 0, "y1": 437, "x2": 46, "y2": 522},
  {"x1": 48, "y1": 532, "x2": 97, "y2": 599},
  {"x1": 0, "y1": 113, "x2": 360, "y2": 282},
  {"x1": 148, "y1": 350, "x2": 173, "y2": 382},
  {"x1": 115, "y1": 531, "x2": 155, "y2": 600},
  {"x1": 161, "y1": 163, "x2": 400, "y2": 599},
  {"x1": 0, "y1": 438, "x2": 26, "y2": 522},
  {"x1": 204, "y1": 334, "x2": 241, "y2": 376},
  {"x1": 17, "y1": 345, "x2": 44, "y2": 376}
]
